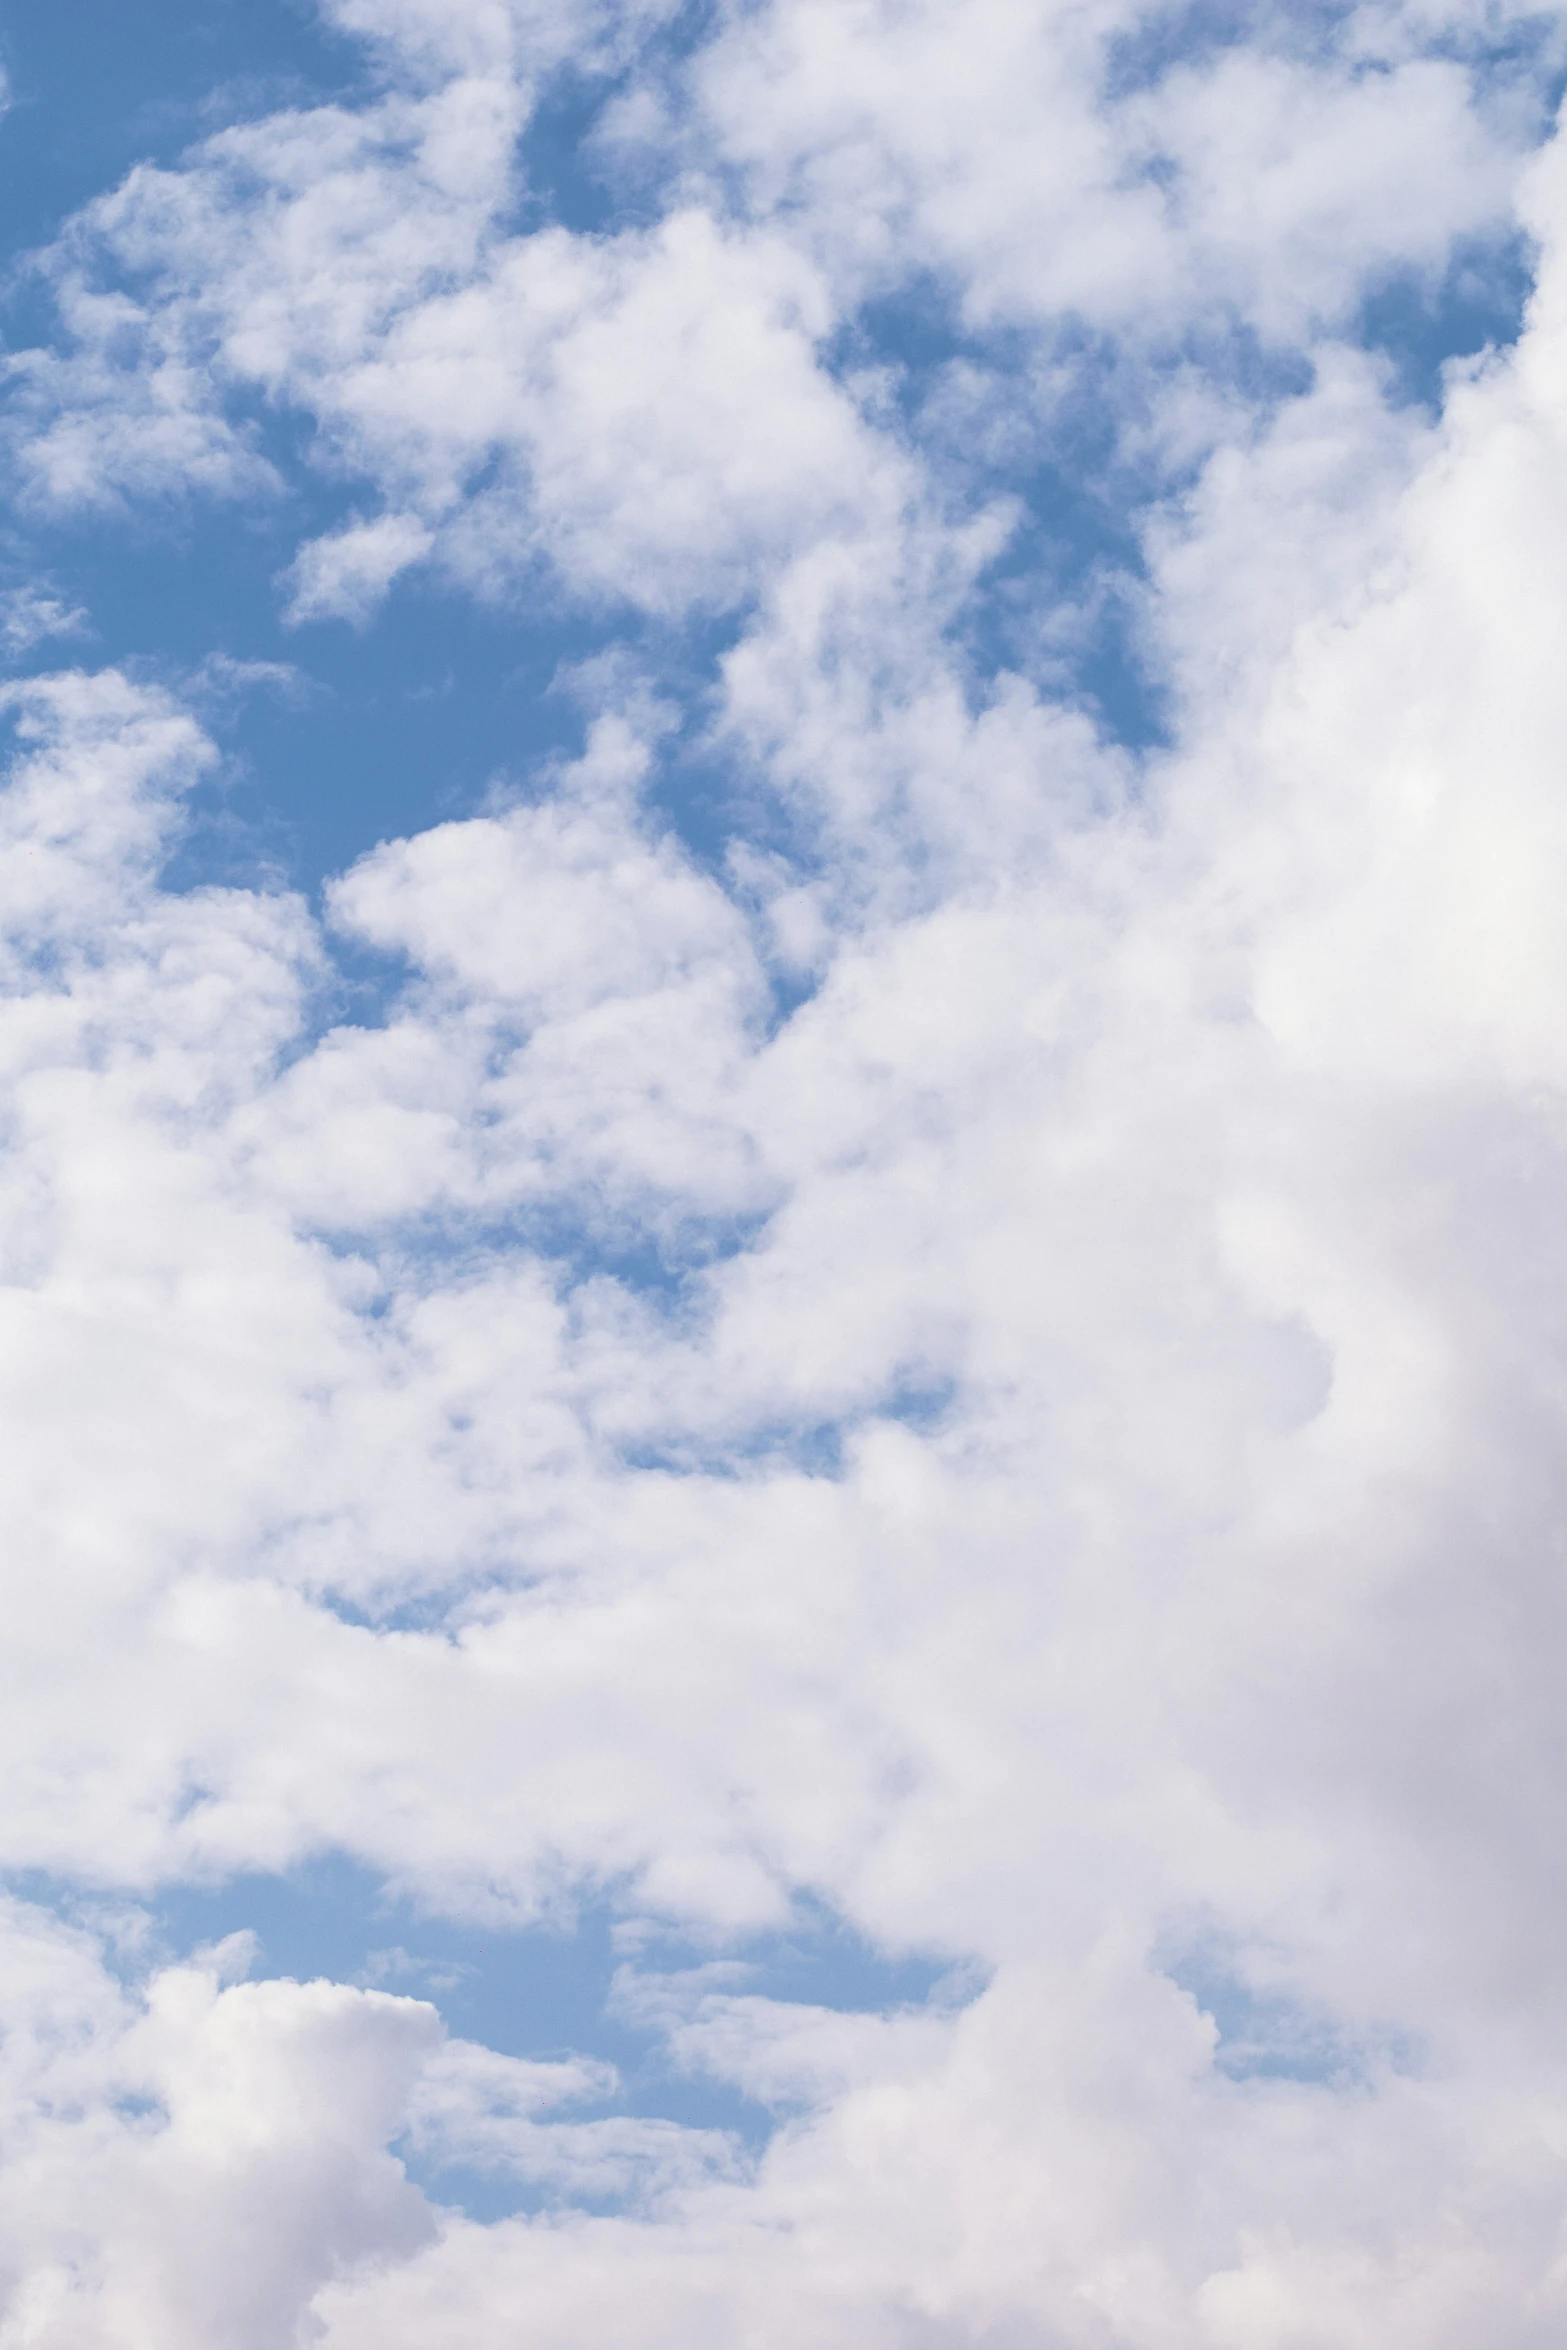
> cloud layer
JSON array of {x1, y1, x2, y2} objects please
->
[{"x1": 2, "y1": 0, "x2": 1567, "y2": 2342}]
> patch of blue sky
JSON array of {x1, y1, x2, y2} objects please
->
[
  {"x1": 312, "y1": 1584, "x2": 510, "y2": 1635},
  {"x1": 175, "y1": 582, "x2": 599, "y2": 901},
  {"x1": 1103, "y1": 0, "x2": 1567, "y2": 98},
  {"x1": 1165, "y1": 1949, "x2": 1420, "y2": 2087},
  {"x1": 0, "y1": 384, "x2": 773, "y2": 937},
  {"x1": 615, "y1": 1381, "x2": 959, "y2": 1483},
  {"x1": 525, "y1": 1, "x2": 745, "y2": 231},
  {"x1": 0, "y1": 452, "x2": 603, "y2": 877},
  {"x1": 814, "y1": 292, "x2": 1169, "y2": 744},
  {"x1": 1356, "y1": 229, "x2": 1539, "y2": 413},
  {"x1": 0, "y1": 519, "x2": 773, "y2": 1008},
  {"x1": 617, "y1": 1418, "x2": 848, "y2": 1481},
  {"x1": 952, "y1": 405, "x2": 1178, "y2": 750},
  {"x1": 0, "y1": 0, "x2": 359, "y2": 261},
  {"x1": 0, "y1": 0, "x2": 722, "y2": 269},
  {"x1": 494, "y1": 0, "x2": 728, "y2": 238},
  {"x1": 401, "y1": 2157, "x2": 717, "y2": 2231},
  {"x1": 6, "y1": 1854, "x2": 962, "y2": 2219},
  {"x1": 1101, "y1": 0, "x2": 1266, "y2": 100},
  {"x1": 514, "y1": 60, "x2": 644, "y2": 241},
  {"x1": 316, "y1": 1197, "x2": 780, "y2": 1323}
]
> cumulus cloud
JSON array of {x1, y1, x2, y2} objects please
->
[
  {"x1": 0, "y1": 1901, "x2": 438, "y2": 2348},
  {"x1": 5, "y1": 0, "x2": 1542, "y2": 637},
  {"x1": 0, "y1": 0, "x2": 1566, "y2": 2343},
  {"x1": 683, "y1": 0, "x2": 1538, "y2": 335}
]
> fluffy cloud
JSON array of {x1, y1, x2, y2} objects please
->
[
  {"x1": 5, "y1": 0, "x2": 1543, "y2": 635},
  {"x1": 0, "y1": 1903, "x2": 436, "y2": 2348},
  {"x1": 1, "y1": 0, "x2": 1567, "y2": 2342},
  {"x1": 684, "y1": 0, "x2": 1539, "y2": 335}
]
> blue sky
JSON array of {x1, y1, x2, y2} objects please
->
[{"x1": 3, "y1": 0, "x2": 1567, "y2": 2343}]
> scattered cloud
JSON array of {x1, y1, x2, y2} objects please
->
[
  {"x1": 0, "y1": 0, "x2": 1563, "y2": 2342},
  {"x1": 0, "y1": 586, "x2": 89, "y2": 659}
]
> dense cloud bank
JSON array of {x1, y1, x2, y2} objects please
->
[{"x1": 3, "y1": 0, "x2": 1567, "y2": 2341}]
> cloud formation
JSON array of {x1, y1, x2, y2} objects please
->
[{"x1": 1, "y1": 0, "x2": 1567, "y2": 2342}]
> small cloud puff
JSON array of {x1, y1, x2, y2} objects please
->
[{"x1": 283, "y1": 512, "x2": 436, "y2": 625}]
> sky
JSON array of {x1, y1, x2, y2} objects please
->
[{"x1": 1, "y1": 0, "x2": 1567, "y2": 2342}]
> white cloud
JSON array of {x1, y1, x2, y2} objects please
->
[
  {"x1": 2, "y1": 0, "x2": 1567, "y2": 2342},
  {"x1": 0, "y1": 1902, "x2": 439, "y2": 2349},
  {"x1": 405, "y1": 2035, "x2": 744, "y2": 2204},
  {"x1": 6, "y1": 0, "x2": 1543, "y2": 640},
  {"x1": 0, "y1": 588, "x2": 89, "y2": 660},
  {"x1": 677, "y1": 0, "x2": 1542, "y2": 335},
  {"x1": 284, "y1": 511, "x2": 436, "y2": 624}
]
